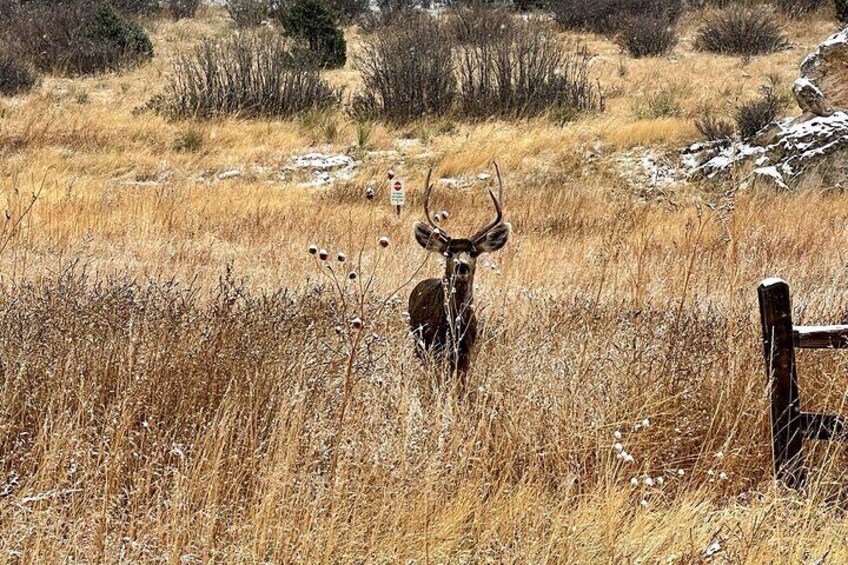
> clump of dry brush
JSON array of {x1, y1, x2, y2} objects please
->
[{"x1": 150, "y1": 31, "x2": 340, "y2": 120}]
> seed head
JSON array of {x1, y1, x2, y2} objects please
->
[
  {"x1": 630, "y1": 477, "x2": 638, "y2": 486},
  {"x1": 613, "y1": 430, "x2": 622, "y2": 440},
  {"x1": 613, "y1": 443, "x2": 623, "y2": 453},
  {"x1": 365, "y1": 186, "x2": 375, "y2": 200},
  {"x1": 351, "y1": 317, "x2": 363, "y2": 330},
  {"x1": 643, "y1": 477, "x2": 654, "y2": 487},
  {"x1": 348, "y1": 271, "x2": 357, "y2": 281},
  {"x1": 318, "y1": 248, "x2": 328, "y2": 261},
  {"x1": 337, "y1": 252, "x2": 346, "y2": 263},
  {"x1": 440, "y1": 210, "x2": 449, "y2": 220},
  {"x1": 308, "y1": 244, "x2": 318, "y2": 255},
  {"x1": 379, "y1": 236, "x2": 389, "y2": 248}
]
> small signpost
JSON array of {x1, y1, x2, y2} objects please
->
[{"x1": 389, "y1": 174, "x2": 405, "y2": 217}]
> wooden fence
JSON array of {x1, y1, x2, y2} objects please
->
[{"x1": 758, "y1": 277, "x2": 848, "y2": 488}]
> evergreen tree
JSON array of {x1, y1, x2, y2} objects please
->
[{"x1": 280, "y1": 0, "x2": 346, "y2": 69}]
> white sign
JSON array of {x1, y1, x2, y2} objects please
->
[{"x1": 390, "y1": 179, "x2": 405, "y2": 206}]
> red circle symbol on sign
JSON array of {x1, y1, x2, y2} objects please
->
[{"x1": 393, "y1": 181, "x2": 402, "y2": 191}]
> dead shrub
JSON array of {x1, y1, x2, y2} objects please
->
[
  {"x1": 615, "y1": 14, "x2": 677, "y2": 58},
  {"x1": 695, "y1": 6, "x2": 788, "y2": 56},
  {"x1": 695, "y1": 111, "x2": 735, "y2": 143},
  {"x1": 454, "y1": 13, "x2": 604, "y2": 118},
  {"x1": 226, "y1": 0, "x2": 271, "y2": 27},
  {"x1": 150, "y1": 31, "x2": 341, "y2": 120},
  {"x1": 0, "y1": 50, "x2": 38, "y2": 97},
  {"x1": 735, "y1": 81, "x2": 785, "y2": 139},
  {"x1": 551, "y1": 0, "x2": 682, "y2": 35},
  {"x1": 775, "y1": 0, "x2": 825, "y2": 18},
  {"x1": 166, "y1": 0, "x2": 201, "y2": 19},
  {"x1": 352, "y1": 14, "x2": 455, "y2": 123},
  {"x1": 448, "y1": 3, "x2": 513, "y2": 45}
]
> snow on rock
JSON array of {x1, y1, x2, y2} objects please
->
[
  {"x1": 685, "y1": 111, "x2": 848, "y2": 186},
  {"x1": 799, "y1": 27, "x2": 848, "y2": 112},
  {"x1": 283, "y1": 152, "x2": 361, "y2": 187},
  {"x1": 752, "y1": 166, "x2": 789, "y2": 189},
  {"x1": 216, "y1": 169, "x2": 243, "y2": 181},
  {"x1": 286, "y1": 153, "x2": 359, "y2": 171},
  {"x1": 685, "y1": 28, "x2": 848, "y2": 187}
]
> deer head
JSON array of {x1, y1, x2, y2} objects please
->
[{"x1": 413, "y1": 164, "x2": 511, "y2": 285}]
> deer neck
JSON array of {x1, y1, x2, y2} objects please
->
[{"x1": 442, "y1": 275, "x2": 474, "y2": 316}]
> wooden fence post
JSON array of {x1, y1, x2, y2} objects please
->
[{"x1": 757, "y1": 278, "x2": 805, "y2": 487}]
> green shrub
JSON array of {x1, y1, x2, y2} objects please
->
[
  {"x1": 0, "y1": 1, "x2": 153, "y2": 76},
  {"x1": 279, "y1": 0, "x2": 346, "y2": 69},
  {"x1": 90, "y1": 2, "x2": 155, "y2": 55},
  {"x1": 632, "y1": 82, "x2": 688, "y2": 119},
  {"x1": 325, "y1": 0, "x2": 369, "y2": 23}
]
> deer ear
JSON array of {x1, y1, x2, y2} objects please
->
[
  {"x1": 413, "y1": 222, "x2": 448, "y2": 253},
  {"x1": 476, "y1": 222, "x2": 511, "y2": 253}
]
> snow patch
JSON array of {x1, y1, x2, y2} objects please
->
[{"x1": 283, "y1": 152, "x2": 361, "y2": 187}]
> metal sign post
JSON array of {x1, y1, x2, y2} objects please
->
[{"x1": 390, "y1": 177, "x2": 405, "y2": 217}]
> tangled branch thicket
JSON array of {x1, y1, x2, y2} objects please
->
[
  {"x1": 354, "y1": 12, "x2": 603, "y2": 123},
  {"x1": 735, "y1": 80, "x2": 786, "y2": 139},
  {"x1": 352, "y1": 14, "x2": 456, "y2": 122},
  {"x1": 454, "y1": 8, "x2": 604, "y2": 118},
  {"x1": 150, "y1": 32, "x2": 340, "y2": 119},
  {"x1": 695, "y1": 6, "x2": 789, "y2": 56},
  {"x1": 0, "y1": 49, "x2": 37, "y2": 96},
  {"x1": 550, "y1": 0, "x2": 682, "y2": 35}
]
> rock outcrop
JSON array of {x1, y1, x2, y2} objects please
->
[{"x1": 687, "y1": 28, "x2": 848, "y2": 188}]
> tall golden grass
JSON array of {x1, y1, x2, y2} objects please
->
[{"x1": 2, "y1": 6, "x2": 848, "y2": 563}]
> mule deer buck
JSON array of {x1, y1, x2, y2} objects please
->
[{"x1": 408, "y1": 164, "x2": 511, "y2": 392}]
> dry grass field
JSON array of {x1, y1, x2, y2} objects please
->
[{"x1": 3, "y1": 5, "x2": 848, "y2": 563}]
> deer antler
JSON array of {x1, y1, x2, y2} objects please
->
[{"x1": 472, "y1": 161, "x2": 504, "y2": 243}]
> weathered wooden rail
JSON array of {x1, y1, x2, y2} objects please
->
[{"x1": 758, "y1": 278, "x2": 848, "y2": 488}]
